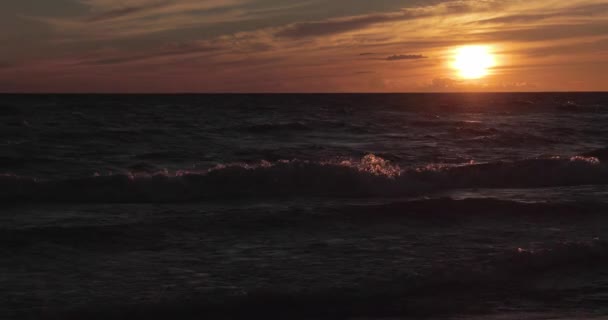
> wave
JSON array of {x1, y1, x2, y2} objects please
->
[
  {"x1": 407, "y1": 119, "x2": 558, "y2": 146},
  {"x1": 584, "y1": 147, "x2": 608, "y2": 161},
  {"x1": 239, "y1": 121, "x2": 311, "y2": 133},
  {"x1": 498, "y1": 240, "x2": 608, "y2": 276},
  {"x1": 555, "y1": 100, "x2": 605, "y2": 112},
  {"x1": 452, "y1": 126, "x2": 500, "y2": 136},
  {"x1": 6, "y1": 198, "x2": 602, "y2": 254},
  {"x1": 343, "y1": 198, "x2": 608, "y2": 219},
  {"x1": 236, "y1": 120, "x2": 374, "y2": 134},
  {"x1": 42, "y1": 238, "x2": 608, "y2": 320},
  {"x1": 462, "y1": 130, "x2": 559, "y2": 147},
  {"x1": 1, "y1": 154, "x2": 607, "y2": 203},
  {"x1": 409, "y1": 119, "x2": 483, "y2": 128}
]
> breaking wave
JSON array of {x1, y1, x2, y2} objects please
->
[{"x1": 1, "y1": 153, "x2": 607, "y2": 203}]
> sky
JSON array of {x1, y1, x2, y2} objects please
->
[{"x1": 1, "y1": 0, "x2": 607, "y2": 92}]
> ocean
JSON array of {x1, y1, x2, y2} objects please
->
[{"x1": 2, "y1": 93, "x2": 608, "y2": 319}]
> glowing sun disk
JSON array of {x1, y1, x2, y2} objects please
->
[{"x1": 452, "y1": 45, "x2": 496, "y2": 79}]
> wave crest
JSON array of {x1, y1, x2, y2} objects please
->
[{"x1": 2, "y1": 154, "x2": 607, "y2": 203}]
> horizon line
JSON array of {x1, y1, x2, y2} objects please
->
[{"x1": 1, "y1": 91, "x2": 607, "y2": 95}]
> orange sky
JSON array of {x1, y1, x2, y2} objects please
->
[{"x1": 1, "y1": 0, "x2": 607, "y2": 92}]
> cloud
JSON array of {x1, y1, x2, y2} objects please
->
[
  {"x1": 5, "y1": 0, "x2": 608, "y2": 92},
  {"x1": 424, "y1": 77, "x2": 539, "y2": 92},
  {"x1": 275, "y1": 0, "x2": 501, "y2": 39},
  {"x1": 521, "y1": 37, "x2": 608, "y2": 57},
  {"x1": 85, "y1": 1, "x2": 171, "y2": 22},
  {"x1": 81, "y1": 0, "x2": 241, "y2": 18},
  {"x1": 86, "y1": 42, "x2": 225, "y2": 65},
  {"x1": 476, "y1": 22, "x2": 608, "y2": 42},
  {"x1": 471, "y1": 3, "x2": 608, "y2": 25},
  {"x1": 385, "y1": 54, "x2": 427, "y2": 61},
  {"x1": 472, "y1": 13, "x2": 560, "y2": 25},
  {"x1": 471, "y1": 2, "x2": 608, "y2": 25},
  {"x1": 275, "y1": 12, "x2": 405, "y2": 38},
  {"x1": 33, "y1": 0, "x2": 253, "y2": 40},
  {"x1": 80, "y1": 0, "x2": 248, "y2": 22}
]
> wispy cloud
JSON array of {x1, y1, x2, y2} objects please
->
[
  {"x1": 81, "y1": 0, "x2": 244, "y2": 19},
  {"x1": 86, "y1": 43, "x2": 225, "y2": 65},
  {"x1": 474, "y1": 22, "x2": 608, "y2": 42},
  {"x1": 385, "y1": 54, "x2": 427, "y2": 61},
  {"x1": 523, "y1": 37, "x2": 608, "y2": 57},
  {"x1": 32, "y1": 0, "x2": 253, "y2": 40},
  {"x1": 4, "y1": 0, "x2": 608, "y2": 92},
  {"x1": 275, "y1": 0, "x2": 502, "y2": 39},
  {"x1": 423, "y1": 77, "x2": 538, "y2": 92},
  {"x1": 470, "y1": 2, "x2": 608, "y2": 25},
  {"x1": 84, "y1": 1, "x2": 171, "y2": 22}
]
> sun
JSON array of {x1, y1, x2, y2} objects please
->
[{"x1": 452, "y1": 45, "x2": 496, "y2": 79}]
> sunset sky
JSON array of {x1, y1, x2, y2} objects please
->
[{"x1": 1, "y1": 0, "x2": 607, "y2": 92}]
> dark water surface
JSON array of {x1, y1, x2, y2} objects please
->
[{"x1": 2, "y1": 93, "x2": 608, "y2": 319}]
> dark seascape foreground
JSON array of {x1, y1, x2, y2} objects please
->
[{"x1": 2, "y1": 93, "x2": 608, "y2": 319}]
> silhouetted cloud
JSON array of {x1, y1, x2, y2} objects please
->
[{"x1": 386, "y1": 54, "x2": 427, "y2": 61}]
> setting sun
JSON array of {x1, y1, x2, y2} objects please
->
[{"x1": 452, "y1": 45, "x2": 496, "y2": 79}]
